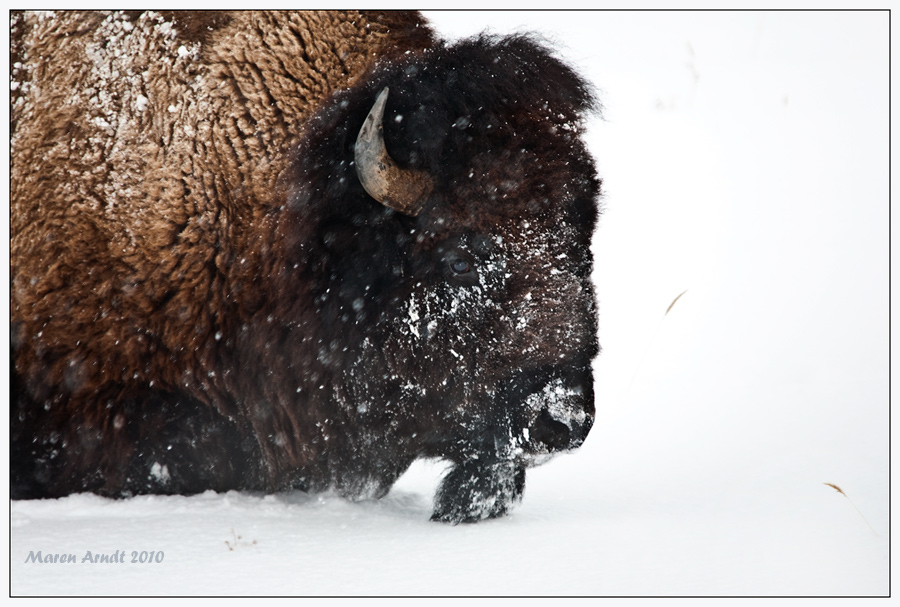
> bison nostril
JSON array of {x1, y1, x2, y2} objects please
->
[{"x1": 531, "y1": 409, "x2": 571, "y2": 452}]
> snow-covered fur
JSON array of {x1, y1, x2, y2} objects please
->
[{"x1": 11, "y1": 10, "x2": 601, "y2": 523}]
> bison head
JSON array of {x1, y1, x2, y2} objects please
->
[{"x1": 267, "y1": 34, "x2": 600, "y2": 522}]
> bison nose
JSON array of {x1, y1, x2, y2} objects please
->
[
  {"x1": 531, "y1": 409, "x2": 571, "y2": 452},
  {"x1": 530, "y1": 408, "x2": 594, "y2": 452}
]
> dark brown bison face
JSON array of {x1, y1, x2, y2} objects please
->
[
  {"x1": 279, "y1": 34, "x2": 599, "y2": 522},
  {"x1": 353, "y1": 86, "x2": 597, "y2": 464}
]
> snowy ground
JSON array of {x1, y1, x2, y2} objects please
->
[{"x1": 8, "y1": 11, "x2": 890, "y2": 596}]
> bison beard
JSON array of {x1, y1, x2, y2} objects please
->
[{"x1": 11, "y1": 11, "x2": 601, "y2": 523}]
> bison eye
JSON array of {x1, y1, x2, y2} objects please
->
[
  {"x1": 449, "y1": 259, "x2": 471, "y2": 275},
  {"x1": 437, "y1": 246, "x2": 479, "y2": 286}
]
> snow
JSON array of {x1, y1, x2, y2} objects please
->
[{"x1": 8, "y1": 10, "x2": 889, "y2": 597}]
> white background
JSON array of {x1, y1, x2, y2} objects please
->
[{"x1": 9, "y1": 10, "x2": 890, "y2": 597}]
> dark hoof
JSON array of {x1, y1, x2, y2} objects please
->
[{"x1": 431, "y1": 460, "x2": 525, "y2": 524}]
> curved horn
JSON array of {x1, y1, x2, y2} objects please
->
[{"x1": 355, "y1": 87, "x2": 432, "y2": 216}]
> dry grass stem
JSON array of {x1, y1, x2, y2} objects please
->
[
  {"x1": 665, "y1": 290, "x2": 688, "y2": 316},
  {"x1": 625, "y1": 290, "x2": 689, "y2": 400},
  {"x1": 824, "y1": 483, "x2": 878, "y2": 536}
]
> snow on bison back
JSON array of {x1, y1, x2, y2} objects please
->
[{"x1": 10, "y1": 10, "x2": 601, "y2": 523}]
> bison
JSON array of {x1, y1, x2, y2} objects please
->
[{"x1": 10, "y1": 10, "x2": 601, "y2": 523}]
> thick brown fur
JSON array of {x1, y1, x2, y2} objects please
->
[
  {"x1": 11, "y1": 10, "x2": 432, "y2": 411},
  {"x1": 11, "y1": 10, "x2": 601, "y2": 523}
]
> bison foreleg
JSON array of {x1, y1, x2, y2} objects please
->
[{"x1": 431, "y1": 459, "x2": 525, "y2": 524}]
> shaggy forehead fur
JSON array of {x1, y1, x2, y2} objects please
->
[{"x1": 286, "y1": 32, "x2": 600, "y2": 265}]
